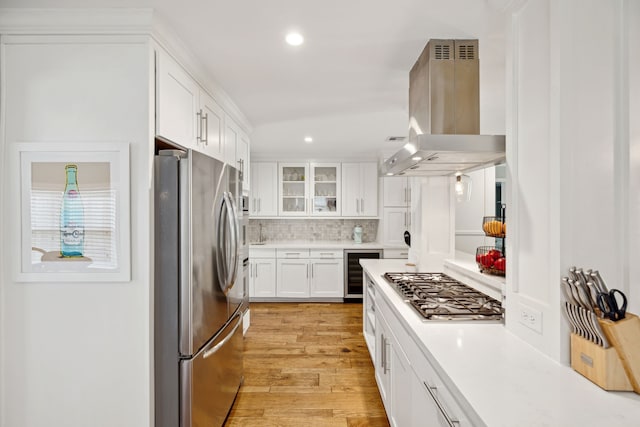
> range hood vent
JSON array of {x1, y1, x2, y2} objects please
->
[{"x1": 381, "y1": 39, "x2": 505, "y2": 177}]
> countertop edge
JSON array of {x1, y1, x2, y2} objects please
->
[{"x1": 359, "y1": 259, "x2": 640, "y2": 427}]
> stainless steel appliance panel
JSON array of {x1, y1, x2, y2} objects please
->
[
  {"x1": 180, "y1": 151, "x2": 231, "y2": 356},
  {"x1": 180, "y1": 312, "x2": 244, "y2": 427},
  {"x1": 155, "y1": 148, "x2": 243, "y2": 427},
  {"x1": 154, "y1": 153, "x2": 181, "y2": 427}
]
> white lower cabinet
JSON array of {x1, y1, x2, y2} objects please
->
[
  {"x1": 251, "y1": 259, "x2": 276, "y2": 298},
  {"x1": 374, "y1": 310, "x2": 391, "y2": 404},
  {"x1": 375, "y1": 308, "x2": 413, "y2": 427},
  {"x1": 363, "y1": 274, "x2": 377, "y2": 357},
  {"x1": 309, "y1": 249, "x2": 343, "y2": 297},
  {"x1": 249, "y1": 248, "x2": 276, "y2": 298},
  {"x1": 277, "y1": 258, "x2": 310, "y2": 298},
  {"x1": 368, "y1": 272, "x2": 473, "y2": 427},
  {"x1": 383, "y1": 248, "x2": 409, "y2": 259},
  {"x1": 251, "y1": 248, "x2": 344, "y2": 299}
]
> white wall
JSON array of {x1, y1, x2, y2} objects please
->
[
  {"x1": 506, "y1": 0, "x2": 639, "y2": 362},
  {"x1": 0, "y1": 35, "x2": 153, "y2": 427},
  {"x1": 454, "y1": 167, "x2": 498, "y2": 254},
  {"x1": 629, "y1": 0, "x2": 640, "y2": 323}
]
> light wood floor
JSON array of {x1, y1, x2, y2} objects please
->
[{"x1": 224, "y1": 302, "x2": 390, "y2": 427}]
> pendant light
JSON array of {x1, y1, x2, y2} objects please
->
[{"x1": 455, "y1": 173, "x2": 472, "y2": 202}]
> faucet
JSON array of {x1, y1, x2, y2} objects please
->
[{"x1": 259, "y1": 223, "x2": 266, "y2": 243}]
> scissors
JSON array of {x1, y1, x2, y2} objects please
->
[{"x1": 596, "y1": 289, "x2": 627, "y2": 321}]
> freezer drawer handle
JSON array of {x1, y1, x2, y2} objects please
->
[{"x1": 203, "y1": 313, "x2": 242, "y2": 359}]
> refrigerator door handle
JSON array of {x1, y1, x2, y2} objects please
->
[
  {"x1": 203, "y1": 311, "x2": 242, "y2": 359},
  {"x1": 225, "y1": 192, "x2": 240, "y2": 291},
  {"x1": 216, "y1": 193, "x2": 229, "y2": 292}
]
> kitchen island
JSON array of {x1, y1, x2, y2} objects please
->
[{"x1": 361, "y1": 259, "x2": 640, "y2": 426}]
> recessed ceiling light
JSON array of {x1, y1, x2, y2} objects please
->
[
  {"x1": 412, "y1": 156, "x2": 423, "y2": 161},
  {"x1": 285, "y1": 32, "x2": 304, "y2": 46},
  {"x1": 304, "y1": 136, "x2": 313, "y2": 143},
  {"x1": 386, "y1": 172, "x2": 394, "y2": 176}
]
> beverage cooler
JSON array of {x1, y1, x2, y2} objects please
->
[{"x1": 343, "y1": 249, "x2": 383, "y2": 299}]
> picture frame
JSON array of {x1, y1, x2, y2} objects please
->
[{"x1": 16, "y1": 142, "x2": 131, "y2": 282}]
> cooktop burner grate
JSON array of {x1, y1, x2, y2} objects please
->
[{"x1": 383, "y1": 272, "x2": 503, "y2": 321}]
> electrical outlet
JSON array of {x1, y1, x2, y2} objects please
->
[{"x1": 518, "y1": 304, "x2": 542, "y2": 334}]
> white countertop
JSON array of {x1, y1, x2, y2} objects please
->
[
  {"x1": 361, "y1": 259, "x2": 640, "y2": 427},
  {"x1": 444, "y1": 251, "x2": 506, "y2": 301},
  {"x1": 249, "y1": 240, "x2": 385, "y2": 250}
]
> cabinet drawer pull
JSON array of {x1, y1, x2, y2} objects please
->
[
  {"x1": 196, "y1": 109, "x2": 203, "y2": 143},
  {"x1": 380, "y1": 333, "x2": 385, "y2": 369},
  {"x1": 383, "y1": 339, "x2": 390, "y2": 374},
  {"x1": 422, "y1": 382, "x2": 460, "y2": 427},
  {"x1": 203, "y1": 112, "x2": 209, "y2": 145}
]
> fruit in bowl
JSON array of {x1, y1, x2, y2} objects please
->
[
  {"x1": 478, "y1": 253, "x2": 495, "y2": 268},
  {"x1": 482, "y1": 220, "x2": 503, "y2": 236},
  {"x1": 487, "y1": 249, "x2": 502, "y2": 261},
  {"x1": 494, "y1": 257, "x2": 506, "y2": 272}
]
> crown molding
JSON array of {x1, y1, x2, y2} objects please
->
[{"x1": 0, "y1": 8, "x2": 154, "y2": 34}]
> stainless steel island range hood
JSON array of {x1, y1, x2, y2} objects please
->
[{"x1": 382, "y1": 39, "x2": 505, "y2": 177}]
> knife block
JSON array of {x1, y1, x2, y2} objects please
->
[
  {"x1": 597, "y1": 312, "x2": 640, "y2": 393},
  {"x1": 570, "y1": 333, "x2": 633, "y2": 391}
]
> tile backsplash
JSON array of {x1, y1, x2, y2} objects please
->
[{"x1": 248, "y1": 219, "x2": 378, "y2": 243}]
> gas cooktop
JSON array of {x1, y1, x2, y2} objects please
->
[{"x1": 383, "y1": 272, "x2": 504, "y2": 321}]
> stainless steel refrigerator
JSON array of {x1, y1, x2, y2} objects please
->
[{"x1": 154, "y1": 148, "x2": 245, "y2": 427}]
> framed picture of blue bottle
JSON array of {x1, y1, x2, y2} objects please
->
[{"x1": 16, "y1": 142, "x2": 130, "y2": 282}]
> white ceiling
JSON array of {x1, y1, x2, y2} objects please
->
[{"x1": 3, "y1": 0, "x2": 509, "y2": 160}]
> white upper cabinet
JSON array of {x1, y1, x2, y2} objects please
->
[
  {"x1": 250, "y1": 162, "x2": 278, "y2": 217},
  {"x1": 157, "y1": 49, "x2": 199, "y2": 149},
  {"x1": 310, "y1": 163, "x2": 341, "y2": 216},
  {"x1": 279, "y1": 163, "x2": 309, "y2": 216},
  {"x1": 383, "y1": 208, "x2": 410, "y2": 247},
  {"x1": 199, "y1": 91, "x2": 225, "y2": 162},
  {"x1": 383, "y1": 177, "x2": 411, "y2": 207},
  {"x1": 237, "y1": 131, "x2": 250, "y2": 192},
  {"x1": 224, "y1": 115, "x2": 239, "y2": 167},
  {"x1": 157, "y1": 49, "x2": 237, "y2": 164},
  {"x1": 342, "y1": 162, "x2": 378, "y2": 217}
]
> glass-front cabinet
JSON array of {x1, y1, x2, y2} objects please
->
[
  {"x1": 279, "y1": 163, "x2": 309, "y2": 215},
  {"x1": 310, "y1": 163, "x2": 340, "y2": 216}
]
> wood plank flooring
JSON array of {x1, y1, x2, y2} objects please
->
[{"x1": 225, "y1": 302, "x2": 390, "y2": 427}]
